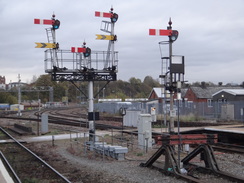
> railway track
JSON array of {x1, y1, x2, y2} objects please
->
[
  {"x1": 1, "y1": 107, "x2": 244, "y2": 182},
  {"x1": 184, "y1": 163, "x2": 244, "y2": 183},
  {"x1": 1, "y1": 114, "x2": 124, "y2": 131},
  {"x1": 47, "y1": 107, "x2": 123, "y2": 122},
  {"x1": 213, "y1": 142, "x2": 244, "y2": 153},
  {"x1": 0, "y1": 127, "x2": 71, "y2": 183},
  {"x1": 0, "y1": 107, "x2": 126, "y2": 131},
  {"x1": 150, "y1": 160, "x2": 244, "y2": 183},
  {"x1": 146, "y1": 146, "x2": 244, "y2": 183},
  {"x1": 36, "y1": 107, "x2": 125, "y2": 130}
]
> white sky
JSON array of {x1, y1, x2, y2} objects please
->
[{"x1": 0, "y1": 0, "x2": 243, "y2": 85}]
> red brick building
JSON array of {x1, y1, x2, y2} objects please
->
[
  {"x1": 0, "y1": 76, "x2": 5, "y2": 84},
  {"x1": 0, "y1": 76, "x2": 6, "y2": 90}
]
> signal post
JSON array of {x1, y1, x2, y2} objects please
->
[
  {"x1": 34, "y1": 9, "x2": 119, "y2": 143},
  {"x1": 149, "y1": 19, "x2": 184, "y2": 134}
]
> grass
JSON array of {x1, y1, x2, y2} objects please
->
[
  {"x1": 45, "y1": 130, "x2": 60, "y2": 135},
  {"x1": 152, "y1": 123, "x2": 167, "y2": 128},
  {"x1": 136, "y1": 152, "x2": 143, "y2": 156},
  {"x1": 23, "y1": 178, "x2": 39, "y2": 183}
]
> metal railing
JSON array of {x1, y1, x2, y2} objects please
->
[{"x1": 44, "y1": 49, "x2": 118, "y2": 73}]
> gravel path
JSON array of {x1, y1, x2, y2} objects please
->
[
  {"x1": 59, "y1": 145, "x2": 183, "y2": 183},
  {"x1": 28, "y1": 137, "x2": 244, "y2": 183},
  {"x1": 31, "y1": 140, "x2": 184, "y2": 183}
]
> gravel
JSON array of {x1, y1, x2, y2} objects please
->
[
  {"x1": 1, "y1": 113, "x2": 244, "y2": 183},
  {"x1": 29, "y1": 139, "x2": 184, "y2": 183},
  {"x1": 27, "y1": 135, "x2": 244, "y2": 183}
]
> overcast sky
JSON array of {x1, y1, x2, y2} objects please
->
[{"x1": 0, "y1": 0, "x2": 243, "y2": 85}]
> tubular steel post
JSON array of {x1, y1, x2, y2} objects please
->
[
  {"x1": 177, "y1": 99, "x2": 181, "y2": 168},
  {"x1": 112, "y1": 128, "x2": 114, "y2": 145},
  {"x1": 131, "y1": 131, "x2": 134, "y2": 151},
  {"x1": 52, "y1": 29, "x2": 57, "y2": 67},
  {"x1": 52, "y1": 135, "x2": 55, "y2": 147},
  {"x1": 164, "y1": 75, "x2": 168, "y2": 129},
  {"x1": 88, "y1": 81, "x2": 95, "y2": 142},
  {"x1": 84, "y1": 132, "x2": 87, "y2": 155},
  {"x1": 168, "y1": 20, "x2": 175, "y2": 134},
  {"x1": 51, "y1": 16, "x2": 58, "y2": 68},
  {"x1": 111, "y1": 18, "x2": 115, "y2": 66},
  {"x1": 49, "y1": 86, "x2": 54, "y2": 102},
  {"x1": 37, "y1": 98, "x2": 41, "y2": 136},
  {"x1": 17, "y1": 74, "x2": 21, "y2": 117}
]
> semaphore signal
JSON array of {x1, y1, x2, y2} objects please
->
[
  {"x1": 95, "y1": 11, "x2": 112, "y2": 18},
  {"x1": 34, "y1": 19, "x2": 54, "y2": 25},
  {"x1": 71, "y1": 47, "x2": 86, "y2": 53},
  {"x1": 149, "y1": 29, "x2": 172, "y2": 36}
]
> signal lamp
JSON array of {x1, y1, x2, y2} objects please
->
[
  {"x1": 52, "y1": 19, "x2": 60, "y2": 30},
  {"x1": 169, "y1": 30, "x2": 178, "y2": 42},
  {"x1": 111, "y1": 13, "x2": 118, "y2": 23},
  {"x1": 83, "y1": 47, "x2": 91, "y2": 57}
]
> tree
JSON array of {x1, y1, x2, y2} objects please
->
[
  {"x1": 34, "y1": 74, "x2": 54, "y2": 87},
  {"x1": 34, "y1": 74, "x2": 68, "y2": 102},
  {"x1": 129, "y1": 77, "x2": 142, "y2": 85},
  {"x1": 143, "y1": 76, "x2": 160, "y2": 88},
  {"x1": 30, "y1": 75, "x2": 38, "y2": 84},
  {"x1": 0, "y1": 93, "x2": 17, "y2": 104},
  {"x1": 25, "y1": 75, "x2": 163, "y2": 102}
]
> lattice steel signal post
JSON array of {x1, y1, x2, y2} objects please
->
[
  {"x1": 34, "y1": 9, "x2": 119, "y2": 142},
  {"x1": 149, "y1": 19, "x2": 185, "y2": 134}
]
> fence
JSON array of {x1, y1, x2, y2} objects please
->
[{"x1": 95, "y1": 100, "x2": 244, "y2": 122}]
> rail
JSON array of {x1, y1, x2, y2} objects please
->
[
  {"x1": 0, "y1": 127, "x2": 72, "y2": 183},
  {"x1": 0, "y1": 151, "x2": 21, "y2": 183},
  {"x1": 212, "y1": 142, "x2": 244, "y2": 153}
]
